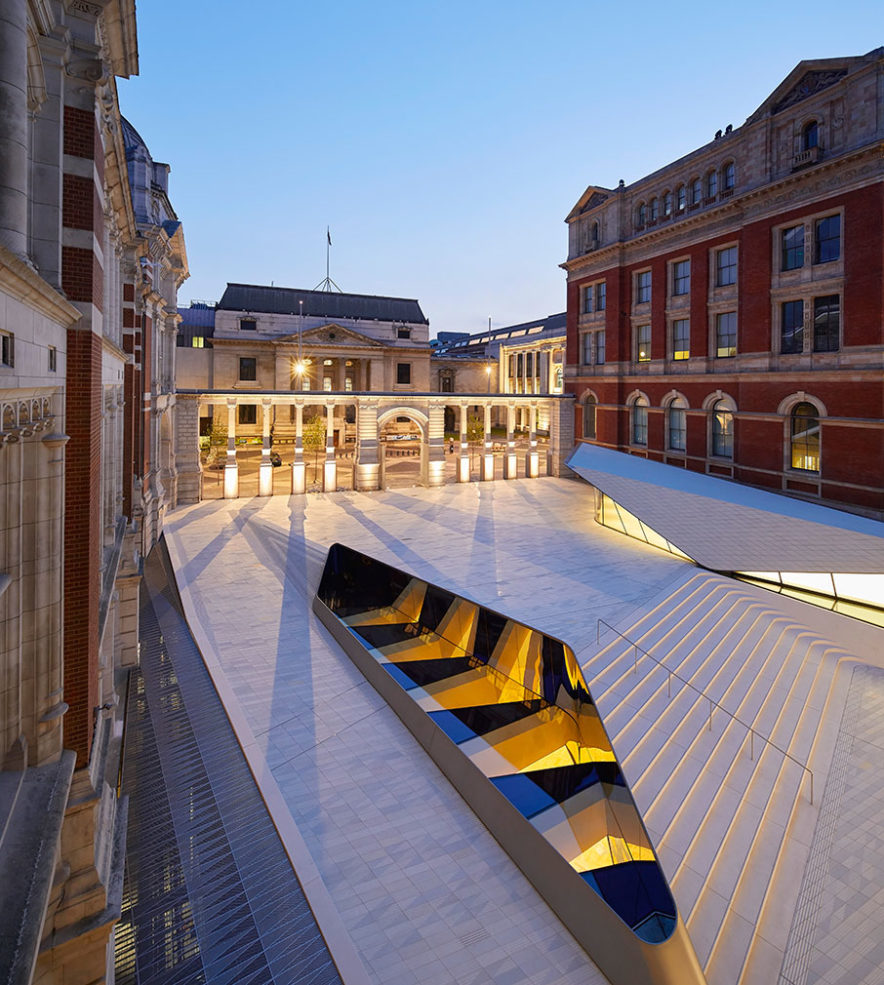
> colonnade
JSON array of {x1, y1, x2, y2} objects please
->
[{"x1": 175, "y1": 391, "x2": 575, "y2": 502}]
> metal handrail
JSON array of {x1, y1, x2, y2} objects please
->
[{"x1": 596, "y1": 619, "x2": 814, "y2": 803}]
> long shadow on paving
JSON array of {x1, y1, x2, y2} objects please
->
[{"x1": 115, "y1": 538, "x2": 343, "y2": 985}]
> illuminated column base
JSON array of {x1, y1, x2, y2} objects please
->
[
  {"x1": 458, "y1": 456, "x2": 470, "y2": 482},
  {"x1": 355, "y1": 462, "x2": 380, "y2": 491},
  {"x1": 427, "y1": 459, "x2": 445, "y2": 487},
  {"x1": 324, "y1": 460, "x2": 337, "y2": 492},
  {"x1": 526, "y1": 451, "x2": 539, "y2": 478},
  {"x1": 482, "y1": 453, "x2": 494, "y2": 481},
  {"x1": 505, "y1": 453, "x2": 517, "y2": 479},
  {"x1": 292, "y1": 461, "x2": 306, "y2": 494},
  {"x1": 258, "y1": 462, "x2": 273, "y2": 496},
  {"x1": 223, "y1": 463, "x2": 239, "y2": 499}
]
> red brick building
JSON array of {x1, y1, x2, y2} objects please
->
[{"x1": 564, "y1": 49, "x2": 884, "y2": 518}]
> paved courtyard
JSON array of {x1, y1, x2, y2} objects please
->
[{"x1": 163, "y1": 478, "x2": 884, "y2": 985}]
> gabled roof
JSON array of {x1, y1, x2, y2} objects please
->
[
  {"x1": 565, "y1": 185, "x2": 616, "y2": 223},
  {"x1": 272, "y1": 322, "x2": 388, "y2": 348},
  {"x1": 218, "y1": 284, "x2": 429, "y2": 325},
  {"x1": 746, "y1": 47, "x2": 883, "y2": 124}
]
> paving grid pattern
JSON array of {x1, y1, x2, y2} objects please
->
[
  {"x1": 780, "y1": 664, "x2": 884, "y2": 985},
  {"x1": 115, "y1": 544, "x2": 342, "y2": 985},
  {"x1": 163, "y1": 478, "x2": 884, "y2": 985}
]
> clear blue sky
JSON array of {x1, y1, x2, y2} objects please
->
[{"x1": 119, "y1": 2, "x2": 882, "y2": 336}]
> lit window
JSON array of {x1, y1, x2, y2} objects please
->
[
  {"x1": 239, "y1": 357, "x2": 257, "y2": 381},
  {"x1": 672, "y1": 319, "x2": 690, "y2": 360},
  {"x1": 397, "y1": 363, "x2": 411, "y2": 385},
  {"x1": 716, "y1": 247, "x2": 737, "y2": 286},
  {"x1": 723, "y1": 161, "x2": 735, "y2": 191},
  {"x1": 636, "y1": 271, "x2": 651, "y2": 305},
  {"x1": 345, "y1": 377, "x2": 354, "y2": 392},
  {"x1": 715, "y1": 312, "x2": 736, "y2": 357},
  {"x1": 668, "y1": 400, "x2": 686, "y2": 451},
  {"x1": 583, "y1": 395, "x2": 597, "y2": 440},
  {"x1": 802, "y1": 120, "x2": 819, "y2": 151},
  {"x1": 596, "y1": 282, "x2": 606, "y2": 311},
  {"x1": 636, "y1": 324, "x2": 651, "y2": 362},
  {"x1": 48, "y1": 345, "x2": 57, "y2": 372},
  {"x1": 711, "y1": 399, "x2": 733, "y2": 458},
  {"x1": 323, "y1": 377, "x2": 333, "y2": 392},
  {"x1": 813, "y1": 295, "x2": 840, "y2": 352},
  {"x1": 706, "y1": 170, "x2": 718, "y2": 199},
  {"x1": 815, "y1": 215, "x2": 840, "y2": 264},
  {"x1": 240, "y1": 317, "x2": 257, "y2": 331},
  {"x1": 676, "y1": 185, "x2": 686, "y2": 211},
  {"x1": 631, "y1": 397, "x2": 648, "y2": 446},
  {"x1": 673, "y1": 259, "x2": 690, "y2": 296},
  {"x1": 782, "y1": 225, "x2": 804, "y2": 270},
  {"x1": 781, "y1": 301, "x2": 804, "y2": 354},
  {"x1": 1, "y1": 331, "x2": 13, "y2": 368},
  {"x1": 397, "y1": 326, "x2": 411, "y2": 339},
  {"x1": 791, "y1": 402, "x2": 820, "y2": 472},
  {"x1": 191, "y1": 337, "x2": 204, "y2": 348},
  {"x1": 238, "y1": 404, "x2": 256, "y2": 425}
]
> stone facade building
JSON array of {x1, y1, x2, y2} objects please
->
[
  {"x1": 564, "y1": 49, "x2": 884, "y2": 518},
  {"x1": 0, "y1": 3, "x2": 186, "y2": 983}
]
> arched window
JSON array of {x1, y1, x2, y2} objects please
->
[
  {"x1": 631, "y1": 395, "x2": 649, "y2": 446},
  {"x1": 650, "y1": 197, "x2": 659, "y2": 222},
  {"x1": 676, "y1": 184, "x2": 686, "y2": 211},
  {"x1": 802, "y1": 120, "x2": 819, "y2": 151},
  {"x1": 722, "y1": 161, "x2": 735, "y2": 191},
  {"x1": 706, "y1": 169, "x2": 718, "y2": 199},
  {"x1": 636, "y1": 202, "x2": 646, "y2": 228},
  {"x1": 690, "y1": 177, "x2": 702, "y2": 205},
  {"x1": 667, "y1": 397, "x2": 687, "y2": 452},
  {"x1": 583, "y1": 394, "x2": 597, "y2": 440},
  {"x1": 791, "y1": 402, "x2": 820, "y2": 472},
  {"x1": 590, "y1": 221, "x2": 599, "y2": 246},
  {"x1": 711, "y1": 399, "x2": 734, "y2": 458},
  {"x1": 663, "y1": 190, "x2": 673, "y2": 216}
]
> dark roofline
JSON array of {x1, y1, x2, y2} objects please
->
[{"x1": 218, "y1": 283, "x2": 430, "y2": 324}]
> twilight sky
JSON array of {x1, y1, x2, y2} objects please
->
[{"x1": 118, "y1": 1, "x2": 882, "y2": 336}]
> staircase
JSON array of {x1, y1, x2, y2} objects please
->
[{"x1": 582, "y1": 572, "x2": 851, "y2": 985}]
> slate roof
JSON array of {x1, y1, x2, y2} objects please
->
[
  {"x1": 433, "y1": 311, "x2": 566, "y2": 356},
  {"x1": 218, "y1": 284, "x2": 429, "y2": 325},
  {"x1": 177, "y1": 304, "x2": 216, "y2": 331}
]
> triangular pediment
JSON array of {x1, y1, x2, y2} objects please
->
[
  {"x1": 566, "y1": 185, "x2": 614, "y2": 222},
  {"x1": 745, "y1": 48, "x2": 882, "y2": 123},
  {"x1": 274, "y1": 322, "x2": 388, "y2": 348}
]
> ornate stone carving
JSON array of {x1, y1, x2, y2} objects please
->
[
  {"x1": 581, "y1": 191, "x2": 609, "y2": 213},
  {"x1": 773, "y1": 70, "x2": 847, "y2": 114}
]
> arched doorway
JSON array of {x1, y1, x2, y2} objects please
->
[{"x1": 377, "y1": 409, "x2": 427, "y2": 490}]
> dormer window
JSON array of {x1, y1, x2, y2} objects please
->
[
  {"x1": 397, "y1": 326, "x2": 411, "y2": 339},
  {"x1": 802, "y1": 120, "x2": 819, "y2": 151},
  {"x1": 240, "y1": 317, "x2": 257, "y2": 331}
]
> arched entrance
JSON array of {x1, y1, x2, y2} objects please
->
[{"x1": 377, "y1": 408, "x2": 428, "y2": 489}]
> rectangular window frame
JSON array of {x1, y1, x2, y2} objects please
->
[
  {"x1": 672, "y1": 259, "x2": 691, "y2": 297},
  {"x1": 239, "y1": 317, "x2": 257, "y2": 332},
  {"x1": 715, "y1": 247, "x2": 737, "y2": 287},
  {"x1": 781, "y1": 225, "x2": 805, "y2": 271},
  {"x1": 780, "y1": 300, "x2": 804, "y2": 354},
  {"x1": 0, "y1": 331, "x2": 14, "y2": 368},
  {"x1": 396, "y1": 362, "x2": 412, "y2": 385},
  {"x1": 715, "y1": 311, "x2": 737, "y2": 358},
  {"x1": 813, "y1": 294, "x2": 840, "y2": 352},
  {"x1": 671, "y1": 319, "x2": 690, "y2": 360},
  {"x1": 814, "y1": 214, "x2": 841, "y2": 265},
  {"x1": 238, "y1": 403, "x2": 257, "y2": 425},
  {"x1": 239, "y1": 356, "x2": 257, "y2": 381},
  {"x1": 635, "y1": 270, "x2": 652, "y2": 305},
  {"x1": 636, "y1": 324, "x2": 651, "y2": 363}
]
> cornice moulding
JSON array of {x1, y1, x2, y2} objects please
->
[{"x1": 0, "y1": 246, "x2": 81, "y2": 326}]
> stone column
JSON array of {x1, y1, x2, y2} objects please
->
[
  {"x1": 224, "y1": 399, "x2": 238, "y2": 498},
  {"x1": 458, "y1": 404, "x2": 470, "y2": 483},
  {"x1": 427, "y1": 402, "x2": 445, "y2": 487},
  {"x1": 258, "y1": 399, "x2": 272, "y2": 496},
  {"x1": 174, "y1": 396, "x2": 201, "y2": 504},
  {"x1": 505, "y1": 403, "x2": 517, "y2": 479},
  {"x1": 0, "y1": 0, "x2": 28, "y2": 257},
  {"x1": 292, "y1": 401, "x2": 305, "y2": 494},
  {"x1": 526, "y1": 403, "x2": 539, "y2": 478},
  {"x1": 548, "y1": 395, "x2": 576, "y2": 478},
  {"x1": 354, "y1": 399, "x2": 380, "y2": 491},
  {"x1": 481, "y1": 402, "x2": 494, "y2": 480},
  {"x1": 323, "y1": 402, "x2": 337, "y2": 492}
]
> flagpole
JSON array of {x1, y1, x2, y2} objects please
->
[{"x1": 326, "y1": 226, "x2": 330, "y2": 284}]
